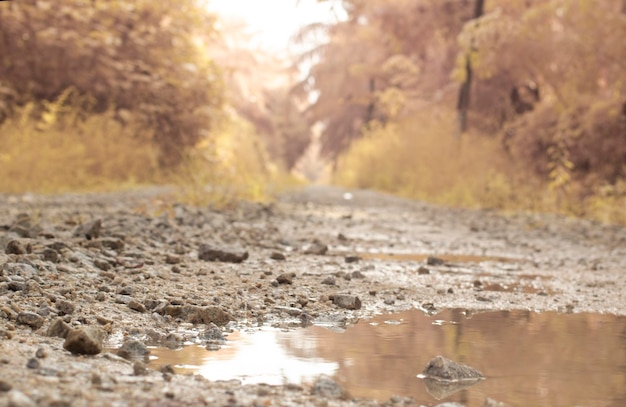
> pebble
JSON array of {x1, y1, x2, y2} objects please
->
[
  {"x1": 128, "y1": 300, "x2": 147, "y2": 313},
  {"x1": 198, "y1": 244, "x2": 248, "y2": 263},
  {"x1": 422, "y1": 355, "x2": 483, "y2": 381},
  {"x1": 303, "y1": 241, "x2": 328, "y2": 255},
  {"x1": 56, "y1": 300, "x2": 75, "y2": 316},
  {"x1": 321, "y1": 276, "x2": 336, "y2": 285},
  {"x1": 16, "y1": 312, "x2": 44, "y2": 330},
  {"x1": 311, "y1": 375, "x2": 348, "y2": 399},
  {"x1": 269, "y1": 252, "x2": 286, "y2": 260},
  {"x1": 74, "y1": 219, "x2": 102, "y2": 240},
  {"x1": 63, "y1": 326, "x2": 105, "y2": 355},
  {"x1": 117, "y1": 340, "x2": 150, "y2": 361},
  {"x1": 47, "y1": 318, "x2": 71, "y2": 338},
  {"x1": 276, "y1": 273, "x2": 294, "y2": 285},
  {"x1": 330, "y1": 294, "x2": 362, "y2": 310}
]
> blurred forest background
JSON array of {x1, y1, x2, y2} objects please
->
[{"x1": 0, "y1": 0, "x2": 625, "y2": 223}]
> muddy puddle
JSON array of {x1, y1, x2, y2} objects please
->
[{"x1": 148, "y1": 309, "x2": 626, "y2": 407}]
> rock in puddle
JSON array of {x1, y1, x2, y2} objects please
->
[
  {"x1": 63, "y1": 326, "x2": 106, "y2": 355},
  {"x1": 421, "y1": 355, "x2": 484, "y2": 382},
  {"x1": 198, "y1": 244, "x2": 248, "y2": 263},
  {"x1": 117, "y1": 340, "x2": 150, "y2": 361},
  {"x1": 329, "y1": 294, "x2": 361, "y2": 310}
]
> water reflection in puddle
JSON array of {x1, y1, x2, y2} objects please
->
[{"x1": 149, "y1": 309, "x2": 626, "y2": 406}]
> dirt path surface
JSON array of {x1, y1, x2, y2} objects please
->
[{"x1": 1, "y1": 185, "x2": 625, "y2": 407}]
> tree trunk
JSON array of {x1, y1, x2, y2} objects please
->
[{"x1": 455, "y1": 0, "x2": 485, "y2": 136}]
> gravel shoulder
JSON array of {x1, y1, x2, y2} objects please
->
[{"x1": 1, "y1": 185, "x2": 625, "y2": 407}]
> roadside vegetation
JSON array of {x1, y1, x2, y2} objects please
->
[{"x1": 1, "y1": 0, "x2": 624, "y2": 224}]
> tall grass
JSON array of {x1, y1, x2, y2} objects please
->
[{"x1": 334, "y1": 109, "x2": 626, "y2": 225}]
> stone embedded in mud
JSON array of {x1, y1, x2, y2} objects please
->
[
  {"x1": 198, "y1": 244, "x2": 248, "y2": 263},
  {"x1": 74, "y1": 219, "x2": 102, "y2": 240},
  {"x1": 47, "y1": 318, "x2": 72, "y2": 338},
  {"x1": 16, "y1": 312, "x2": 44, "y2": 330},
  {"x1": 422, "y1": 355, "x2": 484, "y2": 382},
  {"x1": 329, "y1": 294, "x2": 362, "y2": 310},
  {"x1": 63, "y1": 326, "x2": 106, "y2": 355},
  {"x1": 311, "y1": 375, "x2": 350, "y2": 399},
  {"x1": 117, "y1": 340, "x2": 150, "y2": 361}
]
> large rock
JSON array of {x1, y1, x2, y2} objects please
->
[
  {"x1": 198, "y1": 244, "x2": 248, "y2": 263},
  {"x1": 63, "y1": 326, "x2": 105, "y2": 355}
]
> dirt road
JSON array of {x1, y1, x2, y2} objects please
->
[{"x1": 1, "y1": 185, "x2": 624, "y2": 406}]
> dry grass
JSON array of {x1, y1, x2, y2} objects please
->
[{"x1": 334, "y1": 108, "x2": 626, "y2": 225}]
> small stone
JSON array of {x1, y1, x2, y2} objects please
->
[
  {"x1": 133, "y1": 361, "x2": 148, "y2": 376},
  {"x1": 74, "y1": 219, "x2": 102, "y2": 240},
  {"x1": 198, "y1": 244, "x2": 248, "y2": 263},
  {"x1": 41, "y1": 248, "x2": 59, "y2": 262},
  {"x1": 321, "y1": 276, "x2": 336, "y2": 285},
  {"x1": 303, "y1": 241, "x2": 328, "y2": 255},
  {"x1": 330, "y1": 294, "x2": 361, "y2": 310},
  {"x1": 418, "y1": 266, "x2": 430, "y2": 275},
  {"x1": 0, "y1": 379, "x2": 12, "y2": 392},
  {"x1": 384, "y1": 296, "x2": 395, "y2": 305},
  {"x1": 351, "y1": 270, "x2": 365, "y2": 279},
  {"x1": 26, "y1": 358, "x2": 40, "y2": 369},
  {"x1": 35, "y1": 348, "x2": 47, "y2": 358},
  {"x1": 100, "y1": 238, "x2": 125, "y2": 252},
  {"x1": 63, "y1": 326, "x2": 105, "y2": 355},
  {"x1": 5, "y1": 240, "x2": 26, "y2": 255},
  {"x1": 56, "y1": 300, "x2": 75, "y2": 316},
  {"x1": 200, "y1": 323, "x2": 225, "y2": 342},
  {"x1": 128, "y1": 300, "x2": 147, "y2": 313},
  {"x1": 17, "y1": 312, "x2": 44, "y2": 330},
  {"x1": 270, "y1": 252, "x2": 286, "y2": 260},
  {"x1": 311, "y1": 375, "x2": 349, "y2": 399},
  {"x1": 427, "y1": 256, "x2": 445, "y2": 266},
  {"x1": 165, "y1": 254, "x2": 181, "y2": 264},
  {"x1": 117, "y1": 340, "x2": 150, "y2": 361},
  {"x1": 345, "y1": 255, "x2": 360, "y2": 263},
  {"x1": 422, "y1": 355, "x2": 484, "y2": 381},
  {"x1": 94, "y1": 259, "x2": 112, "y2": 271},
  {"x1": 47, "y1": 318, "x2": 72, "y2": 338},
  {"x1": 276, "y1": 273, "x2": 294, "y2": 285}
]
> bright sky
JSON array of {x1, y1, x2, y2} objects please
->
[{"x1": 207, "y1": 0, "x2": 345, "y2": 54}]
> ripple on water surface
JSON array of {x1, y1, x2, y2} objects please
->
[{"x1": 149, "y1": 309, "x2": 626, "y2": 407}]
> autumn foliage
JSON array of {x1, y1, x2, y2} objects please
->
[{"x1": 299, "y1": 0, "x2": 626, "y2": 223}]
